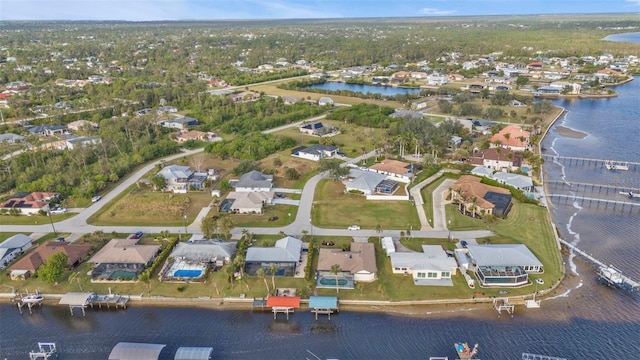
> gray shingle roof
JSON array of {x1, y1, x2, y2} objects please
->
[
  {"x1": 245, "y1": 236, "x2": 302, "y2": 263},
  {"x1": 234, "y1": 170, "x2": 273, "y2": 189},
  {"x1": 467, "y1": 244, "x2": 542, "y2": 267},
  {"x1": 170, "y1": 241, "x2": 237, "y2": 262},
  {"x1": 158, "y1": 165, "x2": 193, "y2": 180}
]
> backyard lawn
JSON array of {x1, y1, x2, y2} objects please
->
[
  {"x1": 222, "y1": 204, "x2": 298, "y2": 228},
  {"x1": 312, "y1": 180, "x2": 420, "y2": 230},
  {"x1": 0, "y1": 212, "x2": 76, "y2": 225}
]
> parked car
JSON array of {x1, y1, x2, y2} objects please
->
[
  {"x1": 348, "y1": 225, "x2": 361, "y2": 231},
  {"x1": 460, "y1": 240, "x2": 468, "y2": 248},
  {"x1": 91, "y1": 195, "x2": 102, "y2": 202},
  {"x1": 50, "y1": 207, "x2": 67, "y2": 214},
  {"x1": 56, "y1": 237, "x2": 65, "y2": 242},
  {"x1": 128, "y1": 231, "x2": 144, "y2": 240}
]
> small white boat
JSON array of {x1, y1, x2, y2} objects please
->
[
  {"x1": 21, "y1": 293, "x2": 44, "y2": 304},
  {"x1": 599, "y1": 266, "x2": 624, "y2": 285},
  {"x1": 604, "y1": 161, "x2": 629, "y2": 171},
  {"x1": 619, "y1": 191, "x2": 640, "y2": 198}
]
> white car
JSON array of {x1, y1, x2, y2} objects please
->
[
  {"x1": 91, "y1": 195, "x2": 102, "y2": 202},
  {"x1": 348, "y1": 225, "x2": 361, "y2": 231},
  {"x1": 50, "y1": 208, "x2": 67, "y2": 214}
]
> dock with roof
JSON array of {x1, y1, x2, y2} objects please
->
[
  {"x1": 266, "y1": 295, "x2": 300, "y2": 320},
  {"x1": 309, "y1": 296, "x2": 339, "y2": 320}
]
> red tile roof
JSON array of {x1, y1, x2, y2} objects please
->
[
  {"x1": 490, "y1": 125, "x2": 530, "y2": 149},
  {"x1": 266, "y1": 296, "x2": 300, "y2": 308}
]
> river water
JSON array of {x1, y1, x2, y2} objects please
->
[
  {"x1": 2, "y1": 65, "x2": 640, "y2": 360},
  {"x1": 308, "y1": 82, "x2": 423, "y2": 96}
]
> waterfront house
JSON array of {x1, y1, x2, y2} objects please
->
[
  {"x1": 450, "y1": 175, "x2": 512, "y2": 218},
  {"x1": 317, "y1": 242, "x2": 377, "y2": 282},
  {"x1": 468, "y1": 148, "x2": 522, "y2": 172},
  {"x1": 231, "y1": 170, "x2": 273, "y2": 192},
  {"x1": 490, "y1": 125, "x2": 530, "y2": 151},
  {"x1": 89, "y1": 239, "x2": 160, "y2": 280},
  {"x1": 244, "y1": 236, "x2": 302, "y2": 276},
  {"x1": 9, "y1": 241, "x2": 92, "y2": 279},
  {"x1": 170, "y1": 237, "x2": 237, "y2": 267},
  {"x1": 389, "y1": 245, "x2": 457, "y2": 286},
  {"x1": 0, "y1": 191, "x2": 58, "y2": 215},
  {"x1": 291, "y1": 144, "x2": 339, "y2": 161},
  {"x1": 490, "y1": 172, "x2": 534, "y2": 193},
  {"x1": 466, "y1": 244, "x2": 543, "y2": 287},
  {"x1": 0, "y1": 234, "x2": 33, "y2": 269}
]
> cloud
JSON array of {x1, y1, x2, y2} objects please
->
[
  {"x1": 625, "y1": 0, "x2": 640, "y2": 6},
  {"x1": 419, "y1": 7, "x2": 457, "y2": 16}
]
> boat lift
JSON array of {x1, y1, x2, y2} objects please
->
[
  {"x1": 493, "y1": 297, "x2": 515, "y2": 317},
  {"x1": 29, "y1": 342, "x2": 58, "y2": 360}
]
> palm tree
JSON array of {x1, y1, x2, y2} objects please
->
[
  {"x1": 138, "y1": 271, "x2": 151, "y2": 296},
  {"x1": 301, "y1": 229, "x2": 309, "y2": 241},
  {"x1": 375, "y1": 224, "x2": 383, "y2": 241},
  {"x1": 278, "y1": 231, "x2": 286, "y2": 239},
  {"x1": 330, "y1": 264, "x2": 342, "y2": 293},
  {"x1": 256, "y1": 268, "x2": 270, "y2": 294},
  {"x1": 269, "y1": 263, "x2": 279, "y2": 291}
]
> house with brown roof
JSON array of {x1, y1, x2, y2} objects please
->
[
  {"x1": 89, "y1": 238, "x2": 160, "y2": 280},
  {"x1": 468, "y1": 148, "x2": 522, "y2": 171},
  {"x1": 0, "y1": 192, "x2": 58, "y2": 215},
  {"x1": 9, "y1": 241, "x2": 92, "y2": 279},
  {"x1": 450, "y1": 175, "x2": 513, "y2": 218},
  {"x1": 368, "y1": 159, "x2": 416, "y2": 182},
  {"x1": 317, "y1": 243, "x2": 377, "y2": 282},
  {"x1": 176, "y1": 130, "x2": 207, "y2": 143},
  {"x1": 490, "y1": 125, "x2": 530, "y2": 151}
]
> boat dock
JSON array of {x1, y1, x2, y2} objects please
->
[
  {"x1": 28, "y1": 342, "x2": 58, "y2": 360},
  {"x1": 522, "y1": 353, "x2": 567, "y2": 360},
  {"x1": 59, "y1": 291, "x2": 130, "y2": 316},
  {"x1": 559, "y1": 239, "x2": 639, "y2": 292},
  {"x1": 541, "y1": 154, "x2": 639, "y2": 170},
  {"x1": 89, "y1": 293, "x2": 129, "y2": 309}
]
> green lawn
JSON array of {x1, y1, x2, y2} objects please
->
[
  {"x1": 312, "y1": 179, "x2": 420, "y2": 230},
  {"x1": 224, "y1": 204, "x2": 298, "y2": 228},
  {"x1": 0, "y1": 212, "x2": 76, "y2": 225},
  {"x1": 89, "y1": 189, "x2": 213, "y2": 226},
  {"x1": 0, "y1": 232, "x2": 22, "y2": 242}
]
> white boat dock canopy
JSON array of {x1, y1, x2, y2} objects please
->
[
  {"x1": 174, "y1": 346, "x2": 214, "y2": 360},
  {"x1": 59, "y1": 292, "x2": 95, "y2": 306},
  {"x1": 108, "y1": 342, "x2": 166, "y2": 360}
]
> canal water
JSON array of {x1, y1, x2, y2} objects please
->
[
  {"x1": 308, "y1": 82, "x2": 423, "y2": 96},
  {"x1": 2, "y1": 54, "x2": 640, "y2": 360}
]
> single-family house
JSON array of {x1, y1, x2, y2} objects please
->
[
  {"x1": 317, "y1": 243, "x2": 377, "y2": 282},
  {"x1": 157, "y1": 165, "x2": 207, "y2": 192},
  {"x1": 490, "y1": 172, "x2": 534, "y2": 193},
  {"x1": 157, "y1": 106, "x2": 178, "y2": 115},
  {"x1": 369, "y1": 159, "x2": 416, "y2": 182},
  {"x1": 0, "y1": 192, "x2": 58, "y2": 215},
  {"x1": 291, "y1": 144, "x2": 339, "y2": 161},
  {"x1": 466, "y1": 244, "x2": 543, "y2": 287},
  {"x1": 160, "y1": 116, "x2": 199, "y2": 129},
  {"x1": 67, "y1": 120, "x2": 98, "y2": 131},
  {"x1": 450, "y1": 175, "x2": 512, "y2": 218},
  {"x1": 411, "y1": 100, "x2": 429, "y2": 111},
  {"x1": 230, "y1": 91, "x2": 260, "y2": 103},
  {"x1": 224, "y1": 191, "x2": 274, "y2": 214},
  {"x1": 389, "y1": 245, "x2": 458, "y2": 286},
  {"x1": 65, "y1": 136, "x2": 101, "y2": 150},
  {"x1": 381, "y1": 237, "x2": 396, "y2": 256},
  {"x1": 282, "y1": 96, "x2": 301, "y2": 105},
  {"x1": 0, "y1": 133, "x2": 25, "y2": 143},
  {"x1": 89, "y1": 238, "x2": 160, "y2": 280},
  {"x1": 27, "y1": 125, "x2": 67, "y2": 137},
  {"x1": 0, "y1": 234, "x2": 33, "y2": 269},
  {"x1": 344, "y1": 169, "x2": 386, "y2": 195},
  {"x1": 490, "y1": 125, "x2": 530, "y2": 151},
  {"x1": 426, "y1": 74, "x2": 447, "y2": 86},
  {"x1": 244, "y1": 236, "x2": 302, "y2": 276},
  {"x1": 299, "y1": 122, "x2": 334, "y2": 136},
  {"x1": 231, "y1": 170, "x2": 273, "y2": 192},
  {"x1": 469, "y1": 148, "x2": 521, "y2": 171},
  {"x1": 318, "y1": 97, "x2": 334, "y2": 106},
  {"x1": 9, "y1": 241, "x2": 92, "y2": 279},
  {"x1": 176, "y1": 130, "x2": 207, "y2": 143},
  {"x1": 170, "y1": 238, "x2": 237, "y2": 266}
]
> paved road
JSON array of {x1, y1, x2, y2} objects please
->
[{"x1": 262, "y1": 114, "x2": 326, "y2": 134}]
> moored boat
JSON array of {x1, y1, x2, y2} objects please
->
[
  {"x1": 22, "y1": 293, "x2": 44, "y2": 304},
  {"x1": 604, "y1": 161, "x2": 629, "y2": 171},
  {"x1": 454, "y1": 342, "x2": 478, "y2": 360},
  {"x1": 618, "y1": 191, "x2": 640, "y2": 198}
]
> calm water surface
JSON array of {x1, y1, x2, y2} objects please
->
[{"x1": 308, "y1": 82, "x2": 423, "y2": 96}]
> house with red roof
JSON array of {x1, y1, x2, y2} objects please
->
[
  {"x1": 0, "y1": 192, "x2": 59, "y2": 215},
  {"x1": 9, "y1": 241, "x2": 92, "y2": 279},
  {"x1": 489, "y1": 125, "x2": 531, "y2": 151}
]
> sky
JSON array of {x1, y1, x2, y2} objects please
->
[{"x1": 1, "y1": 0, "x2": 639, "y2": 21}]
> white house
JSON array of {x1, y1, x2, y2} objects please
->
[
  {"x1": 318, "y1": 97, "x2": 334, "y2": 106},
  {"x1": 291, "y1": 144, "x2": 339, "y2": 161},
  {"x1": 343, "y1": 169, "x2": 386, "y2": 195},
  {"x1": 389, "y1": 245, "x2": 458, "y2": 286},
  {"x1": 225, "y1": 191, "x2": 274, "y2": 214},
  {"x1": 231, "y1": 170, "x2": 273, "y2": 192},
  {"x1": 467, "y1": 244, "x2": 543, "y2": 287},
  {"x1": 489, "y1": 172, "x2": 534, "y2": 192},
  {"x1": 317, "y1": 243, "x2": 377, "y2": 282},
  {"x1": 157, "y1": 165, "x2": 207, "y2": 193},
  {"x1": 160, "y1": 116, "x2": 199, "y2": 129},
  {"x1": 65, "y1": 136, "x2": 101, "y2": 150},
  {"x1": 0, "y1": 234, "x2": 33, "y2": 269},
  {"x1": 381, "y1": 237, "x2": 396, "y2": 256}
]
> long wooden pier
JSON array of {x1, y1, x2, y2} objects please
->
[
  {"x1": 522, "y1": 353, "x2": 567, "y2": 360},
  {"x1": 545, "y1": 180, "x2": 640, "y2": 194},
  {"x1": 541, "y1": 154, "x2": 639, "y2": 170},
  {"x1": 547, "y1": 194, "x2": 640, "y2": 212},
  {"x1": 558, "y1": 239, "x2": 639, "y2": 291}
]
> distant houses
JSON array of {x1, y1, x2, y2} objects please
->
[
  {"x1": 0, "y1": 133, "x2": 25, "y2": 143},
  {"x1": 159, "y1": 116, "x2": 199, "y2": 130},
  {"x1": 318, "y1": 97, "x2": 334, "y2": 106}
]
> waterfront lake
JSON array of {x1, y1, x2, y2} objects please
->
[{"x1": 307, "y1": 82, "x2": 423, "y2": 96}]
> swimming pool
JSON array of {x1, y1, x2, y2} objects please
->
[
  {"x1": 110, "y1": 270, "x2": 137, "y2": 280},
  {"x1": 319, "y1": 277, "x2": 348, "y2": 286},
  {"x1": 173, "y1": 269, "x2": 203, "y2": 278}
]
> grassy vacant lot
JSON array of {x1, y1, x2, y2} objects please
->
[
  {"x1": 90, "y1": 189, "x2": 212, "y2": 226},
  {"x1": 0, "y1": 212, "x2": 75, "y2": 225},
  {"x1": 258, "y1": 153, "x2": 318, "y2": 189},
  {"x1": 313, "y1": 179, "x2": 420, "y2": 230},
  {"x1": 216, "y1": 204, "x2": 298, "y2": 228}
]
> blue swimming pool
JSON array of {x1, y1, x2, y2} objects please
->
[
  {"x1": 173, "y1": 269, "x2": 203, "y2": 278},
  {"x1": 521, "y1": 166, "x2": 530, "y2": 173}
]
